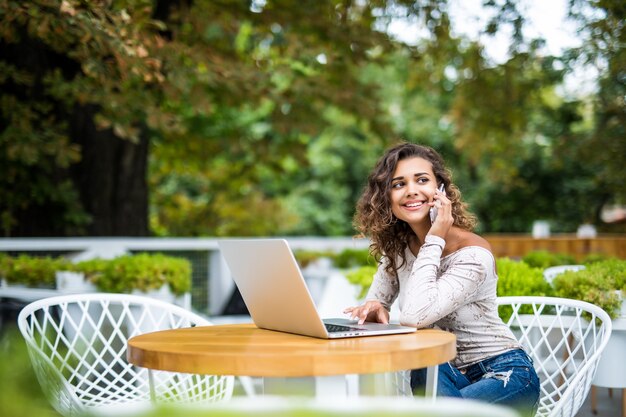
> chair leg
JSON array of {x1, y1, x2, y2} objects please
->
[
  {"x1": 622, "y1": 388, "x2": 625, "y2": 417},
  {"x1": 591, "y1": 385, "x2": 597, "y2": 414},
  {"x1": 610, "y1": 388, "x2": 613, "y2": 398}
]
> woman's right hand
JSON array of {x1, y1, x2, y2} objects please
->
[{"x1": 343, "y1": 300, "x2": 389, "y2": 325}]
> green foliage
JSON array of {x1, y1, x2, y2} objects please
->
[
  {"x1": 333, "y1": 248, "x2": 377, "y2": 269},
  {"x1": 552, "y1": 259, "x2": 626, "y2": 318},
  {"x1": 581, "y1": 253, "x2": 616, "y2": 265},
  {"x1": 2, "y1": 255, "x2": 69, "y2": 287},
  {"x1": 0, "y1": 252, "x2": 9, "y2": 278},
  {"x1": 148, "y1": 402, "x2": 502, "y2": 417},
  {"x1": 0, "y1": 253, "x2": 191, "y2": 295},
  {"x1": 496, "y1": 257, "x2": 552, "y2": 321},
  {"x1": 522, "y1": 251, "x2": 576, "y2": 269},
  {"x1": 496, "y1": 258, "x2": 553, "y2": 297},
  {"x1": 345, "y1": 266, "x2": 377, "y2": 299},
  {"x1": 293, "y1": 250, "x2": 336, "y2": 268},
  {"x1": 0, "y1": 330, "x2": 61, "y2": 417},
  {"x1": 73, "y1": 258, "x2": 109, "y2": 284},
  {"x1": 91, "y1": 253, "x2": 191, "y2": 296},
  {"x1": 0, "y1": 0, "x2": 622, "y2": 237}
]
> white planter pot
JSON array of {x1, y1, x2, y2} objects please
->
[
  {"x1": 131, "y1": 284, "x2": 183, "y2": 305},
  {"x1": 55, "y1": 271, "x2": 97, "y2": 293},
  {"x1": 302, "y1": 258, "x2": 334, "y2": 305},
  {"x1": 129, "y1": 285, "x2": 191, "y2": 333},
  {"x1": 0, "y1": 278, "x2": 26, "y2": 288},
  {"x1": 617, "y1": 290, "x2": 626, "y2": 318},
  {"x1": 592, "y1": 328, "x2": 626, "y2": 388},
  {"x1": 593, "y1": 295, "x2": 626, "y2": 388}
]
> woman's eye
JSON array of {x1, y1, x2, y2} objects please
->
[
  {"x1": 392, "y1": 182, "x2": 404, "y2": 189},
  {"x1": 417, "y1": 177, "x2": 429, "y2": 184}
]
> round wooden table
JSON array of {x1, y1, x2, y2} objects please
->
[{"x1": 128, "y1": 323, "x2": 456, "y2": 397}]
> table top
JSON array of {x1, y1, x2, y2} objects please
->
[{"x1": 127, "y1": 323, "x2": 456, "y2": 377}]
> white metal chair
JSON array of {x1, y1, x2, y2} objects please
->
[
  {"x1": 17, "y1": 293, "x2": 236, "y2": 416},
  {"x1": 497, "y1": 296, "x2": 612, "y2": 417}
]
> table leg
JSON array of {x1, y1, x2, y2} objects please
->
[
  {"x1": 148, "y1": 370, "x2": 156, "y2": 402},
  {"x1": 345, "y1": 374, "x2": 359, "y2": 396},
  {"x1": 315, "y1": 375, "x2": 356, "y2": 397},
  {"x1": 259, "y1": 373, "x2": 415, "y2": 398},
  {"x1": 262, "y1": 376, "x2": 352, "y2": 397},
  {"x1": 424, "y1": 365, "x2": 438, "y2": 401}
]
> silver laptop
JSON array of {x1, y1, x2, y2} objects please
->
[{"x1": 218, "y1": 239, "x2": 416, "y2": 339}]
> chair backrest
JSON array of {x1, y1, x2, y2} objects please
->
[
  {"x1": 496, "y1": 296, "x2": 612, "y2": 417},
  {"x1": 17, "y1": 293, "x2": 233, "y2": 416}
]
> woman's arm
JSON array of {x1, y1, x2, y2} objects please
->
[
  {"x1": 343, "y1": 259, "x2": 399, "y2": 324},
  {"x1": 363, "y1": 259, "x2": 399, "y2": 310},
  {"x1": 399, "y1": 235, "x2": 488, "y2": 328}
]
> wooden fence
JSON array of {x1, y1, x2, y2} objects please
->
[{"x1": 484, "y1": 235, "x2": 626, "y2": 261}]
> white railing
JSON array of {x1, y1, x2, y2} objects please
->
[{"x1": 0, "y1": 237, "x2": 369, "y2": 315}]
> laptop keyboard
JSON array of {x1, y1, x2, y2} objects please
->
[{"x1": 325, "y1": 323, "x2": 363, "y2": 333}]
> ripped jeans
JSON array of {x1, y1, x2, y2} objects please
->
[{"x1": 411, "y1": 349, "x2": 540, "y2": 417}]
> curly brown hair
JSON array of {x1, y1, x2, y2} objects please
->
[{"x1": 353, "y1": 142, "x2": 477, "y2": 276}]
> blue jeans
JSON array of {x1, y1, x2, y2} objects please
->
[{"x1": 411, "y1": 349, "x2": 540, "y2": 417}]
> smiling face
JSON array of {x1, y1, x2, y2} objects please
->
[{"x1": 390, "y1": 157, "x2": 439, "y2": 224}]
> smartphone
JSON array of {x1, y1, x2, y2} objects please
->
[{"x1": 429, "y1": 183, "x2": 446, "y2": 223}]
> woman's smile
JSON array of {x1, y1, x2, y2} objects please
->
[
  {"x1": 403, "y1": 199, "x2": 426, "y2": 210},
  {"x1": 390, "y1": 157, "x2": 437, "y2": 223}
]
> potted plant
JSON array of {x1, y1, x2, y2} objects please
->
[
  {"x1": 552, "y1": 259, "x2": 626, "y2": 319},
  {"x1": 293, "y1": 249, "x2": 336, "y2": 269},
  {"x1": 89, "y1": 253, "x2": 192, "y2": 304},
  {"x1": 521, "y1": 250, "x2": 577, "y2": 269},
  {"x1": 495, "y1": 257, "x2": 554, "y2": 321},
  {"x1": 294, "y1": 249, "x2": 337, "y2": 304},
  {"x1": 334, "y1": 248, "x2": 376, "y2": 270},
  {"x1": 0, "y1": 253, "x2": 10, "y2": 283},
  {"x1": 553, "y1": 258, "x2": 626, "y2": 406},
  {"x1": 333, "y1": 248, "x2": 376, "y2": 296},
  {"x1": 345, "y1": 265, "x2": 378, "y2": 300},
  {"x1": 1, "y1": 255, "x2": 69, "y2": 288}
]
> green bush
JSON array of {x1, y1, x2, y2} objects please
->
[
  {"x1": 496, "y1": 257, "x2": 553, "y2": 321},
  {"x1": 522, "y1": 250, "x2": 576, "y2": 269},
  {"x1": 0, "y1": 252, "x2": 10, "y2": 279},
  {"x1": 333, "y1": 248, "x2": 377, "y2": 269},
  {"x1": 0, "y1": 253, "x2": 191, "y2": 295},
  {"x1": 91, "y1": 253, "x2": 192, "y2": 295},
  {"x1": 73, "y1": 258, "x2": 109, "y2": 285},
  {"x1": 293, "y1": 250, "x2": 336, "y2": 268},
  {"x1": 345, "y1": 265, "x2": 377, "y2": 299},
  {"x1": 581, "y1": 252, "x2": 616, "y2": 265},
  {"x1": 553, "y1": 259, "x2": 626, "y2": 318},
  {"x1": 2, "y1": 255, "x2": 70, "y2": 288},
  {"x1": 496, "y1": 258, "x2": 553, "y2": 298},
  {"x1": 0, "y1": 329, "x2": 61, "y2": 417}
]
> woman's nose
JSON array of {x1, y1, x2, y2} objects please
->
[{"x1": 406, "y1": 183, "x2": 419, "y2": 196}]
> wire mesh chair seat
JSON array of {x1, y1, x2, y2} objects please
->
[
  {"x1": 496, "y1": 296, "x2": 612, "y2": 417},
  {"x1": 17, "y1": 293, "x2": 235, "y2": 416}
]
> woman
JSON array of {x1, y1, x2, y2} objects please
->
[{"x1": 344, "y1": 142, "x2": 540, "y2": 416}]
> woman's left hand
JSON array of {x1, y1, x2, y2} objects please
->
[
  {"x1": 428, "y1": 188, "x2": 454, "y2": 239},
  {"x1": 343, "y1": 300, "x2": 389, "y2": 325}
]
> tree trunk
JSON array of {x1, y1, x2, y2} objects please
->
[{"x1": 70, "y1": 105, "x2": 149, "y2": 236}]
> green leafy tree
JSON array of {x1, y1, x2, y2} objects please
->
[
  {"x1": 0, "y1": 0, "x2": 437, "y2": 237},
  {"x1": 1, "y1": 1, "x2": 622, "y2": 237}
]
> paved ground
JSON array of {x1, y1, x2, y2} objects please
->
[{"x1": 577, "y1": 386, "x2": 622, "y2": 417}]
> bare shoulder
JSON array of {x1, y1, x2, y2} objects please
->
[
  {"x1": 443, "y1": 229, "x2": 492, "y2": 258},
  {"x1": 460, "y1": 231, "x2": 492, "y2": 252}
]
